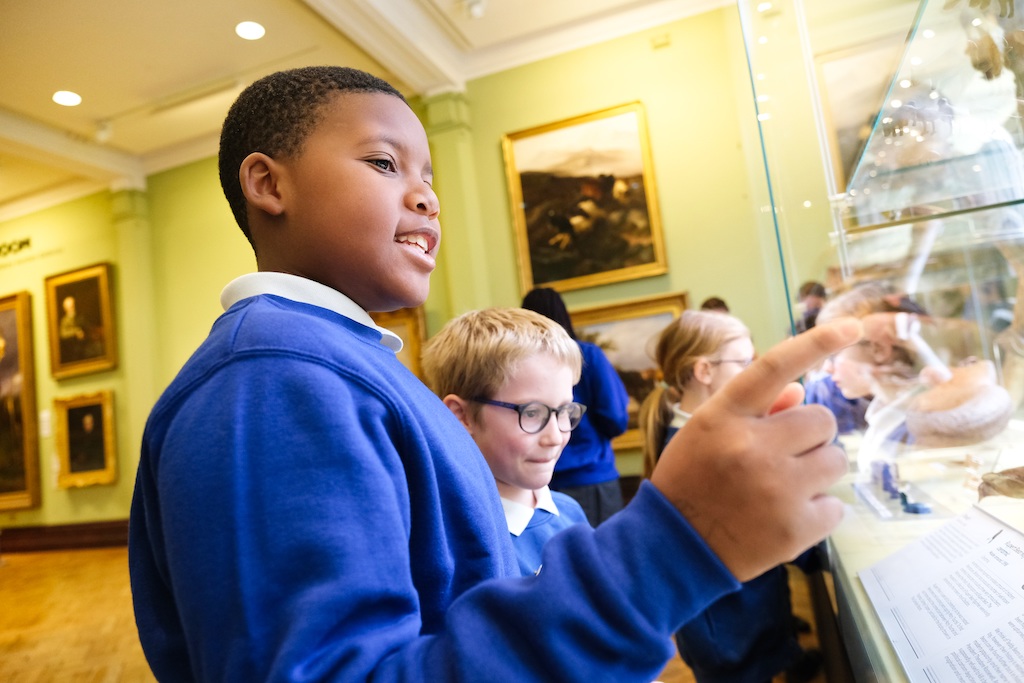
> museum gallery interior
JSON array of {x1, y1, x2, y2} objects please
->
[{"x1": 2, "y1": 1, "x2": 1024, "y2": 681}]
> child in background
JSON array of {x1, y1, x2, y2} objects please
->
[
  {"x1": 128, "y1": 64, "x2": 858, "y2": 682},
  {"x1": 521, "y1": 287, "x2": 629, "y2": 526},
  {"x1": 422, "y1": 307, "x2": 590, "y2": 576},
  {"x1": 794, "y1": 281, "x2": 827, "y2": 334},
  {"x1": 640, "y1": 310, "x2": 822, "y2": 683}
]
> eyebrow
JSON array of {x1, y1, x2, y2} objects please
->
[{"x1": 362, "y1": 134, "x2": 433, "y2": 178}]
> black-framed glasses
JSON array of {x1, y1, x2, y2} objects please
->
[
  {"x1": 709, "y1": 358, "x2": 754, "y2": 368},
  {"x1": 472, "y1": 398, "x2": 587, "y2": 434}
]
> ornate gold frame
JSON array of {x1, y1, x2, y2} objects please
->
[
  {"x1": 370, "y1": 306, "x2": 427, "y2": 379},
  {"x1": 502, "y1": 102, "x2": 667, "y2": 293},
  {"x1": 45, "y1": 262, "x2": 118, "y2": 379},
  {"x1": 54, "y1": 390, "x2": 117, "y2": 488},
  {"x1": 0, "y1": 291, "x2": 39, "y2": 510},
  {"x1": 569, "y1": 292, "x2": 689, "y2": 451}
]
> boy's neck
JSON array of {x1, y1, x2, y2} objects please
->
[{"x1": 496, "y1": 481, "x2": 538, "y2": 508}]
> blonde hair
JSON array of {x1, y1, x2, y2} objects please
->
[
  {"x1": 639, "y1": 310, "x2": 749, "y2": 478},
  {"x1": 421, "y1": 308, "x2": 582, "y2": 416}
]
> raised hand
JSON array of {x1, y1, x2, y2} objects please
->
[{"x1": 650, "y1": 318, "x2": 862, "y2": 582}]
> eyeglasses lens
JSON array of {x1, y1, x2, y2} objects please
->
[{"x1": 518, "y1": 402, "x2": 584, "y2": 433}]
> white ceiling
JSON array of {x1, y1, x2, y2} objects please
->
[{"x1": 0, "y1": 0, "x2": 728, "y2": 221}]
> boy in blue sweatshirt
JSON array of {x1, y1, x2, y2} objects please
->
[
  {"x1": 128, "y1": 65, "x2": 861, "y2": 682},
  {"x1": 422, "y1": 307, "x2": 591, "y2": 576}
]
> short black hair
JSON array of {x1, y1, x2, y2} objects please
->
[
  {"x1": 699, "y1": 296, "x2": 729, "y2": 313},
  {"x1": 218, "y1": 66, "x2": 405, "y2": 246},
  {"x1": 521, "y1": 287, "x2": 577, "y2": 340},
  {"x1": 797, "y1": 281, "x2": 826, "y2": 301}
]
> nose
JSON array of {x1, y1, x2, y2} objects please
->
[
  {"x1": 537, "y1": 412, "x2": 565, "y2": 446},
  {"x1": 409, "y1": 181, "x2": 440, "y2": 220}
]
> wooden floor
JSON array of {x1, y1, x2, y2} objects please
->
[
  {"x1": 0, "y1": 547, "x2": 155, "y2": 683},
  {"x1": 0, "y1": 548, "x2": 824, "y2": 682}
]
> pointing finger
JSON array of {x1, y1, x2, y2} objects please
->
[{"x1": 715, "y1": 317, "x2": 863, "y2": 418}]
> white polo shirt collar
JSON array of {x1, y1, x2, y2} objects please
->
[
  {"x1": 500, "y1": 486, "x2": 561, "y2": 537},
  {"x1": 220, "y1": 272, "x2": 403, "y2": 352}
]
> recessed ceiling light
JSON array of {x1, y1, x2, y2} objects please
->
[
  {"x1": 53, "y1": 90, "x2": 82, "y2": 107},
  {"x1": 235, "y1": 21, "x2": 265, "y2": 40}
]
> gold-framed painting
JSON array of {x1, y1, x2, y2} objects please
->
[
  {"x1": 501, "y1": 102, "x2": 668, "y2": 294},
  {"x1": 813, "y1": 33, "x2": 908, "y2": 194},
  {"x1": 569, "y1": 292, "x2": 688, "y2": 451},
  {"x1": 45, "y1": 262, "x2": 118, "y2": 379},
  {"x1": 370, "y1": 306, "x2": 427, "y2": 379},
  {"x1": 0, "y1": 291, "x2": 40, "y2": 510},
  {"x1": 54, "y1": 390, "x2": 117, "y2": 488}
]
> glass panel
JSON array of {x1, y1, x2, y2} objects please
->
[{"x1": 737, "y1": 0, "x2": 1024, "y2": 475}]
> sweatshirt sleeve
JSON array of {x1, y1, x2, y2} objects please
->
[
  {"x1": 408, "y1": 482, "x2": 742, "y2": 682},
  {"x1": 131, "y1": 354, "x2": 739, "y2": 683}
]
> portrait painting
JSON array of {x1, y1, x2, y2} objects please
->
[
  {"x1": 0, "y1": 291, "x2": 40, "y2": 511},
  {"x1": 502, "y1": 102, "x2": 668, "y2": 293},
  {"x1": 370, "y1": 306, "x2": 427, "y2": 379},
  {"x1": 569, "y1": 292, "x2": 688, "y2": 450},
  {"x1": 55, "y1": 390, "x2": 117, "y2": 488},
  {"x1": 45, "y1": 262, "x2": 118, "y2": 379}
]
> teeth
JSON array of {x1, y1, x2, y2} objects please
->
[{"x1": 396, "y1": 234, "x2": 428, "y2": 253}]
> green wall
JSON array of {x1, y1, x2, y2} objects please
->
[
  {"x1": 0, "y1": 192, "x2": 137, "y2": 526},
  {"x1": 146, "y1": 158, "x2": 255, "y2": 387},
  {"x1": 461, "y1": 9, "x2": 783, "y2": 341},
  {"x1": 0, "y1": 6, "x2": 805, "y2": 525}
]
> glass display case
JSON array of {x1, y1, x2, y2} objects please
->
[
  {"x1": 738, "y1": 0, "x2": 1024, "y2": 453},
  {"x1": 736, "y1": 1, "x2": 1024, "y2": 681}
]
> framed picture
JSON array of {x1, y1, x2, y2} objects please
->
[
  {"x1": 813, "y1": 34, "x2": 907, "y2": 193},
  {"x1": 0, "y1": 291, "x2": 39, "y2": 510},
  {"x1": 569, "y1": 292, "x2": 688, "y2": 451},
  {"x1": 370, "y1": 306, "x2": 427, "y2": 379},
  {"x1": 502, "y1": 102, "x2": 667, "y2": 293},
  {"x1": 45, "y1": 262, "x2": 118, "y2": 379},
  {"x1": 54, "y1": 390, "x2": 117, "y2": 488}
]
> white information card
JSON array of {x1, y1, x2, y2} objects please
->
[{"x1": 859, "y1": 507, "x2": 1024, "y2": 682}]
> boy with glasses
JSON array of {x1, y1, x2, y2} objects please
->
[{"x1": 422, "y1": 307, "x2": 591, "y2": 576}]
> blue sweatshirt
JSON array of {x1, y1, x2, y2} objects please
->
[
  {"x1": 551, "y1": 340, "x2": 629, "y2": 488},
  {"x1": 502, "y1": 488, "x2": 590, "y2": 576},
  {"x1": 129, "y1": 278, "x2": 739, "y2": 682}
]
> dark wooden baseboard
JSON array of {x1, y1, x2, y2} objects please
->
[{"x1": 0, "y1": 519, "x2": 129, "y2": 553}]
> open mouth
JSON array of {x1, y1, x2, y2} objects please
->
[{"x1": 395, "y1": 230, "x2": 436, "y2": 255}]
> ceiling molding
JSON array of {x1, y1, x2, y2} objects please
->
[
  {"x1": 461, "y1": 0, "x2": 732, "y2": 80},
  {"x1": 0, "y1": 179, "x2": 107, "y2": 224},
  {"x1": 301, "y1": 0, "x2": 467, "y2": 94},
  {"x1": 0, "y1": 108, "x2": 145, "y2": 189},
  {"x1": 303, "y1": 0, "x2": 732, "y2": 95}
]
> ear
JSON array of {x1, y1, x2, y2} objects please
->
[
  {"x1": 442, "y1": 395, "x2": 475, "y2": 432},
  {"x1": 239, "y1": 152, "x2": 285, "y2": 217},
  {"x1": 692, "y1": 358, "x2": 714, "y2": 386}
]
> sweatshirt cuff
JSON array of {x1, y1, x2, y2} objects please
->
[{"x1": 594, "y1": 480, "x2": 741, "y2": 631}]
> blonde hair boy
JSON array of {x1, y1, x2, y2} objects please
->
[{"x1": 423, "y1": 307, "x2": 589, "y2": 575}]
